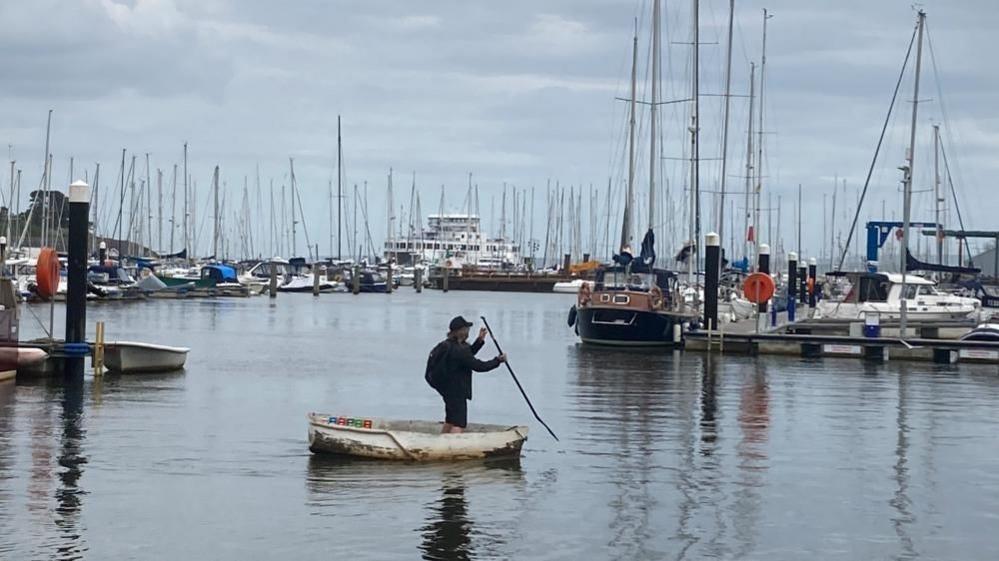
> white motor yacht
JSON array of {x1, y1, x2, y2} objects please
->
[{"x1": 814, "y1": 272, "x2": 984, "y2": 321}]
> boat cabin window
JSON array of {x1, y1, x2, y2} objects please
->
[
  {"x1": 599, "y1": 270, "x2": 656, "y2": 291},
  {"x1": 902, "y1": 285, "x2": 918, "y2": 300},
  {"x1": 848, "y1": 276, "x2": 888, "y2": 303}
]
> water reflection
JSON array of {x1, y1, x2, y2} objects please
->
[
  {"x1": 732, "y1": 360, "x2": 770, "y2": 558},
  {"x1": 420, "y1": 472, "x2": 473, "y2": 561},
  {"x1": 891, "y1": 365, "x2": 916, "y2": 560},
  {"x1": 54, "y1": 373, "x2": 88, "y2": 560},
  {"x1": 306, "y1": 455, "x2": 522, "y2": 559},
  {"x1": 570, "y1": 345, "x2": 677, "y2": 560}
]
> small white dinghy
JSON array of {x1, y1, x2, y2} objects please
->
[
  {"x1": 307, "y1": 413, "x2": 528, "y2": 461},
  {"x1": 104, "y1": 341, "x2": 189, "y2": 373}
]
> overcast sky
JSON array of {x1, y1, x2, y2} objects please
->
[{"x1": 0, "y1": 0, "x2": 996, "y2": 263}]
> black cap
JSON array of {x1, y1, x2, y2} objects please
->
[{"x1": 449, "y1": 316, "x2": 473, "y2": 332}]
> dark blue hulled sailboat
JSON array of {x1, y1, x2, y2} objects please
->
[
  {"x1": 570, "y1": 1, "x2": 696, "y2": 346},
  {"x1": 573, "y1": 231, "x2": 694, "y2": 346}
]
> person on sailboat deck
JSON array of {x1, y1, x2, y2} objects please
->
[{"x1": 425, "y1": 316, "x2": 506, "y2": 434}]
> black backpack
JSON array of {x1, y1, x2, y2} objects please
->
[{"x1": 425, "y1": 340, "x2": 451, "y2": 391}]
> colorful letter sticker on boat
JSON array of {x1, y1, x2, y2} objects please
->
[{"x1": 327, "y1": 416, "x2": 373, "y2": 428}]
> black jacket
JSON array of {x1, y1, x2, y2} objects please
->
[{"x1": 443, "y1": 338, "x2": 502, "y2": 400}]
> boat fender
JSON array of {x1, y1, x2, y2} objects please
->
[
  {"x1": 650, "y1": 286, "x2": 664, "y2": 310},
  {"x1": 567, "y1": 305, "x2": 577, "y2": 327}
]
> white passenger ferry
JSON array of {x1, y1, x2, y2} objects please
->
[{"x1": 383, "y1": 214, "x2": 522, "y2": 269}]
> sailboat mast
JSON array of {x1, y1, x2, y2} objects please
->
[
  {"x1": 690, "y1": 0, "x2": 701, "y2": 280},
  {"x1": 170, "y1": 164, "x2": 177, "y2": 253},
  {"x1": 182, "y1": 142, "x2": 188, "y2": 261},
  {"x1": 41, "y1": 110, "x2": 52, "y2": 248},
  {"x1": 91, "y1": 163, "x2": 100, "y2": 251},
  {"x1": 649, "y1": 0, "x2": 660, "y2": 231},
  {"x1": 797, "y1": 183, "x2": 802, "y2": 255},
  {"x1": 289, "y1": 157, "x2": 297, "y2": 257},
  {"x1": 718, "y1": 0, "x2": 735, "y2": 253},
  {"x1": 621, "y1": 23, "x2": 637, "y2": 251},
  {"x1": 743, "y1": 63, "x2": 756, "y2": 263},
  {"x1": 900, "y1": 9, "x2": 926, "y2": 336},
  {"x1": 212, "y1": 165, "x2": 220, "y2": 259},
  {"x1": 118, "y1": 149, "x2": 126, "y2": 257},
  {"x1": 337, "y1": 116, "x2": 343, "y2": 260},
  {"x1": 755, "y1": 9, "x2": 771, "y2": 268},
  {"x1": 6, "y1": 159, "x2": 14, "y2": 247},
  {"x1": 145, "y1": 153, "x2": 151, "y2": 255},
  {"x1": 387, "y1": 167, "x2": 394, "y2": 250},
  {"x1": 157, "y1": 168, "x2": 163, "y2": 252},
  {"x1": 933, "y1": 123, "x2": 942, "y2": 268}
]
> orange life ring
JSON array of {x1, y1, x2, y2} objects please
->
[
  {"x1": 895, "y1": 228, "x2": 904, "y2": 241},
  {"x1": 807, "y1": 277, "x2": 815, "y2": 295},
  {"x1": 742, "y1": 272, "x2": 775, "y2": 304},
  {"x1": 36, "y1": 247, "x2": 61, "y2": 299}
]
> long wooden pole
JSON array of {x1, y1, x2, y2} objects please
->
[{"x1": 480, "y1": 316, "x2": 559, "y2": 442}]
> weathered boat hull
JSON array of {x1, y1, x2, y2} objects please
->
[
  {"x1": 307, "y1": 413, "x2": 528, "y2": 461},
  {"x1": 105, "y1": 341, "x2": 189, "y2": 373}
]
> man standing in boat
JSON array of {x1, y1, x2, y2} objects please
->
[{"x1": 426, "y1": 316, "x2": 506, "y2": 433}]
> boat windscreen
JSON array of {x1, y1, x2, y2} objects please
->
[{"x1": 601, "y1": 270, "x2": 655, "y2": 291}]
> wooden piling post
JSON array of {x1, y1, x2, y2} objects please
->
[
  {"x1": 313, "y1": 265, "x2": 321, "y2": 296},
  {"x1": 415, "y1": 267, "x2": 423, "y2": 293},
  {"x1": 94, "y1": 321, "x2": 105, "y2": 376},
  {"x1": 443, "y1": 266, "x2": 449, "y2": 293},
  {"x1": 352, "y1": 265, "x2": 360, "y2": 295},
  {"x1": 386, "y1": 261, "x2": 393, "y2": 294},
  {"x1": 269, "y1": 261, "x2": 278, "y2": 298}
]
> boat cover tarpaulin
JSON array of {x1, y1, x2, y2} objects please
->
[
  {"x1": 136, "y1": 274, "x2": 168, "y2": 291},
  {"x1": 905, "y1": 249, "x2": 979, "y2": 275},
  {"x1": 158, "y1": 248, "x2": 187, "y2": 260}
]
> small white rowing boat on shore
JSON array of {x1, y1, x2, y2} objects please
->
[
  {"x1": 104, "y1": 341, "x2": 189, "y2": 373},
  {"x1": 307, "y1": 413, "x2": 528, "y2": 461}
]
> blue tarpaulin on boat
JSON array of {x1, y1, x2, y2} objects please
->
[{"x1": 201, "y1": 265, "x2": 238, "y2": 283}]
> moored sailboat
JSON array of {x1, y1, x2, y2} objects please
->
[{"x1": 571, "y1": 0, "x2": 697, "y2": 346}]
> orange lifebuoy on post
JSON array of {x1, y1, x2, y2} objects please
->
[
  {"x1": 36, "y1": 247, "x2": 61, "y2": 300},
  {"x1": 742, "y1": 272, "x2": 775, "y2": 304}
]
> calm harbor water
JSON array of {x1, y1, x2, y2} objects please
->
[{"x1": 2, "y1": 291, "x2": 999, "y2": 560}]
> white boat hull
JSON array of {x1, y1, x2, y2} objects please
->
[
  {"x1": 104, "y1": 341, "x2": 189, "y2": 373},
  {"x1": 307, "y1": 413, "x2": 528, "y2": 461},
  {"x1": 553, "y1": 279, "x2": 591, "y2": 294}
]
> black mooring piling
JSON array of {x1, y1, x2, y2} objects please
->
[
  {"x1": 808, "y1": 258, "x2": 818, "y2": 309},
  {"x1": 787, "y1": 251, "x2": 798, "y2": 322},
  {"x1": 757, "y1": 244, "x2": 770, "y2": 314},
  {"x1": 703, "y1": 232, "x2": 720, "y2": 331},
  {"x1": 65, "y1": 180, "x2": 91, "y2": 371}
]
